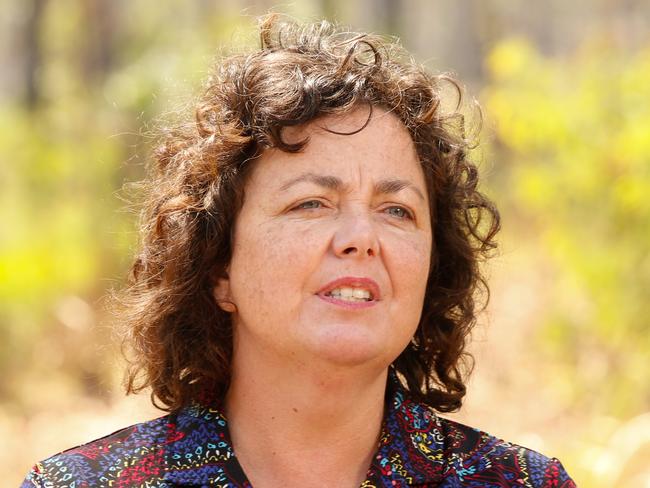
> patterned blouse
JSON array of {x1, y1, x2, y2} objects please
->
[{"x1": 21, "y1": 373, "x2": 576, "y2": 487}]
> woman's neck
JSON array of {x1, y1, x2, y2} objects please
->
[{"x1": 224, "y1": 358, "x2": 388, "y2": 488}]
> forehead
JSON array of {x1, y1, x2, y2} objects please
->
[
  {"x1": 255, "y1": 106, "x2": 423, "y2": 184},
  {"x1": 283, "y1": 106, "x2": 412, "y2": 152}
]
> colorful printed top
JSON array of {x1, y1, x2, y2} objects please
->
[{"x1": 21, "y1": 373, "x2": 576, "y2": 487}]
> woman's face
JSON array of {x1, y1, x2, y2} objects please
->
[{"x1": 214, "y1": 107, "x2": 432, "y2": 371}]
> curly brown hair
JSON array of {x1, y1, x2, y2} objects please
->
[{"x1": 120, "y1": 15, "x2": 500, "y2": 413}]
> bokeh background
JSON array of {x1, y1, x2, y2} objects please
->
[{"x1": 1, "y1": 1, "x2": 649, "y2": 486}]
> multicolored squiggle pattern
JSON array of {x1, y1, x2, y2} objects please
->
[{"x1": 21, "y1": 373, "x2": 575, "y2": 487}]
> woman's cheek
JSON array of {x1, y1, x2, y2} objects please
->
[
  {"x1": 390, "y1": 233, "x2": 432, "y2": 288},
  {"x1": 255, "y1": 222, "x2": 325, "y2": 287}
]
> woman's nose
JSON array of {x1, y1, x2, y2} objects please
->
[{"x1": 332, "y1": 210, "x2": 380, "y2": 258}]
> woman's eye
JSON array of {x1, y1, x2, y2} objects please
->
[
  {"x1": 385, "y1": 206, "x2": 413, "y2": 220},
  {"x1": 294, "y1": 200, "x2": 323, "y2": 210}
]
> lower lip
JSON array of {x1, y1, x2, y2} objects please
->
[{"x1": 317, "y1": 294, "x2": 377, "y2": 309}]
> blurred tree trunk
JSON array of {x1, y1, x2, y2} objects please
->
[
  {"x1": 376, "y1": 0, "x2": 402, "y2": 34},
  {"x1": 453, "y1": 0, "x2": 484, "y2": 83},
  {"x1": 23, "y1": 0, "x2": 47, "y2": 109},
  {"x1": 320, "y1": 0, "x2": 338, "y2": 20},
  {"x1": 531, "y1": 0, "x2": 554, "y2": 54},
  {"x1": 81, "y1": 0, "x2": 117, "y2": 83}
]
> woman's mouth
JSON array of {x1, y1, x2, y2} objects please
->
[
  {"x1": 316, "y1": 277, "x2": 381, "y2": 309},
  {"x1": 325, "y1": 286, "x2": 373, "y2": 302}
]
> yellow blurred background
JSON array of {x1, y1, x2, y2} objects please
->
[{"x1": 1, "y1": 1, "x2": 649, "y2": 486}]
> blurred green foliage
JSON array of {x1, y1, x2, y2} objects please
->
[
  {"x1": 485, "y1": 38, "x2": 650, "y2": 416},
  {"x1": 0, "y1": 0, "x2": 255, "y2": 401}
]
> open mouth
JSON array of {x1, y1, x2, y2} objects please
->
[
  {"x1": 316, "y1": 277, "x2": 381, "y2": 307},
  {"x1": 325, "y1": 287, "x2": 374, "y2": 302}
]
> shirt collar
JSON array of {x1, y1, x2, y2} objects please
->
[
  {"x1": 364, "y1": 370, "x2": 445, "y2": 485},
  {"x1": 163, "y1": 371, "x2": 444, "y2": 486},
  {"x1": 162, "y1": 403, "x2": 251, "y2": 486}
]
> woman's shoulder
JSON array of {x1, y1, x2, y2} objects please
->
[
  {"x1": 20, "y1": 412, "x2": 175, "y2": 488},
  {"x1": 380, "y1": 382, "x2": 576, "y2": 487},
  {"x1": 435, "y1": 415, "x2": 576, "y2": 487},
  {"x1": 21, "y1": 404, "x2": 241, "y2": 488}
]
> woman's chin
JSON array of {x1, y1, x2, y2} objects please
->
[{"x1": 300, "y1": 326, "x2": 398, "y2": 368}]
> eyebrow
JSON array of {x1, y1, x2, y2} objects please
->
[{"x1": 278, "y1": 172, "x2": 426, "y2": 201}]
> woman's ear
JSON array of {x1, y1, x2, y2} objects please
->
[{"x1": 213, "y1": 271, "x2": 237, "y2": 313}]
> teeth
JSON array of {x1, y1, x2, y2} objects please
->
[
  {"x1": 327, "y1": 287, "x2": 372, "y2": 301},
  {"x1": 352, "y1": 289, "x2": 369, "y2": 299}
]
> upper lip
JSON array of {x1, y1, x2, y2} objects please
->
[{"x1": 316, "y1": 276, "x2": 381, "y2": 301}]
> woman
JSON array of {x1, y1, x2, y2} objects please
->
[{"x1": 22, "y1": 16, "x2": 576, "y2": 488}]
